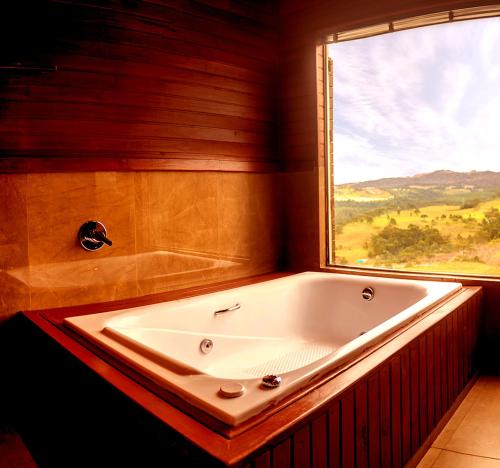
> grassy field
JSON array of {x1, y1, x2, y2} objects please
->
[{"x1": 334, "y1": 195, "x2": 500, "y2": 276}]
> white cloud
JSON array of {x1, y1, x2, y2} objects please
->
[
  {"x1": 328, "y1": 16, "x2": 500, "y2": 184},
  {"x1": 481, "y1": 20, "x2": 500, "y2": 65},
  {"x1": 440, "y1": 62, "x2": 472, "y2": 117}
]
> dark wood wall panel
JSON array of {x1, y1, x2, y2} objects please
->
[
  {"x1": 311, "y1": 414, "x2": 328, "y2": 468},
  {"x1": 341, "y1": 390, "x2": 356, "y2": 467},
  {"x1": 0, "y1": 0, "x2": 277, "y2": 172},
  {"x1": 389, "y1": 356, "x2": 402, "y2": 466},
  {"x1": 367, "y1": 372, "x2": 380, "y2": 468},
  {"x1": 280, "y1": 44, "x2": 323, "y2": 269},
  {"x1": 246, "y1": 288, "x2": 482, "y2": 467},
  {"x1": 328, "y1": 402, "x2": 341, "y2": 468}
]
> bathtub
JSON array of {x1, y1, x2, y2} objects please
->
[{"x1": 64, "y1": 272, "x2": 461, "y2": 425}]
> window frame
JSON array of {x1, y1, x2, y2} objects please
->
[{"x1": 322, "y1": 7, "x2": 500, "y2": 281}]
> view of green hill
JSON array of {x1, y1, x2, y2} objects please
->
[
  {"x1": 352, "y1": 170, "x2": 500, "y2": 190},
  {"x1": 333, "y1": 170, "x2": 500, "y2": 275}
]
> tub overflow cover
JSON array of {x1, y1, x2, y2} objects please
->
[
  {"x1": 200, "y1": 338, "x2": 213, "y2": 354},
  {"x1": 362, "y1": 287, "x2": 375, "y2": 301}
]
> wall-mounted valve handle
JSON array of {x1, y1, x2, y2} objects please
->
[
  {"x1": 78, "y1": 221, "x2": 113, "y2": 251},
  {"x1": 91, "y1": 229, "x2": 112, "y2": 246}
]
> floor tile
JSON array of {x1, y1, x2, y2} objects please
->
[
  {"x1": 433, "y1": 376, "x2": 486, "y2": 448},
  {"x1": 440, "y1": 376, "x2": 500, "y2": 458}
]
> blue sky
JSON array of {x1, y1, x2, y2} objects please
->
[{"x1": 328, "y1": 17, "x2": 500, "y2": 184}]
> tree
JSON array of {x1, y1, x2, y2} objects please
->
[
  {"x1": 479, "y1": 208, "x2": 500, "y2": 240},
  {"x1": 368, "y1": 224, "x2": 448, "y2": 263},
  {"x1": 460, "y1": 198, "x2": 481, "y2": 210}
]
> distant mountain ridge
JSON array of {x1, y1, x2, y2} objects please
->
[{"x1": 342, "y1": 170, "x2": 500, "y2": 189}]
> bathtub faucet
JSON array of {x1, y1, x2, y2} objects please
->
[{"x1": 78, "y1": 220, "x2": 113, "y2": 251}]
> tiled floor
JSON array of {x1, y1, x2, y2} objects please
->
[{"x1": 418, "y1": 375, "x2": 500, "y2": 467}]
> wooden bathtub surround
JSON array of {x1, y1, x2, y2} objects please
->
[{"x1": 12, "y1": 275, "x2": 482, "y2": 467}]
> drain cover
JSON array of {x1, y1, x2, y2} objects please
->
[{"x1": 219, "y1": 383, "x2": 245, "y2": 398}]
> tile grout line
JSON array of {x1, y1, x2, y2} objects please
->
[{"x1": 436, "y1": 447, "x2": 500, "y2": 462}]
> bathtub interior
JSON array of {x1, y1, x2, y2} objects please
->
[
  {"x1": 285, "y1": 275, "x2": 430, "y2": 343},
  {"x1": 99, "y1": 277, "x2": 345, "y2": 378},
  {"x1": 63, "y1": 272, "x2": 462, "y2": 425},
  {"x1": 103, "y1": 325, "x2": 338, "y2": 379}
]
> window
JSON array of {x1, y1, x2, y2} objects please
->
[{"x1": 325, "y1": 8, "x2": 500, "y2": 276}]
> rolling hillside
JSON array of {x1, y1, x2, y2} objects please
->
[
  {"x1": 333, "y1": 170, "x2": 500, "y2": 275},
  {"x1": 347, "y1": 170, "x2": 500, "y2": 190}
]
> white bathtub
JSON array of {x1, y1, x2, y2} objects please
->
[{"x1": 64, "y1": 272, "x2": 461, "y2": 425}]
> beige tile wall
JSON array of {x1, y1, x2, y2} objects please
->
[{"x1": 0, "y1": 171, "x2": 282, "y2": 321}]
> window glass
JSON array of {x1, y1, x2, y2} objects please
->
[{"x1": 327, "y1": 17, "x2": 500, "y2": 275}]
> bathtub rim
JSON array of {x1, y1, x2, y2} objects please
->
[
  {"x1": 64, "y1": 271, "x2": 458, "y2": 379},
  {"x1": 60, "y1": 271, "x2": 462, "y2": 426},
  {"x1": 21, "y1": 272, "x2": 479, "y2": 466}
]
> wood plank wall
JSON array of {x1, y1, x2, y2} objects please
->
[
  {"x1": 244, "y1": 288, "x2": 482, "y2": 468},
  {"x1": 0, "y1": 0, "x2": 277, "y2": 173},
  {"x1": 278, "y1": 42, "x2": 324, "y2": 269}
]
